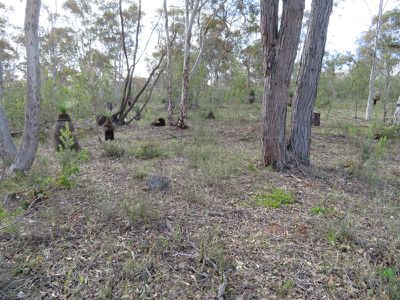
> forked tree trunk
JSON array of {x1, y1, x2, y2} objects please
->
[
  {"x1": 366, "y1": 0, "x2": 383, "y2": 121},
  {"x1": 260, "y1": 0, "x2": 304, "y2": 170},
  {"x1": 289, "y1": 0, "x2": 333, "y2": 165},
  {"x1": 164, "y1": 0, "x2": 174, "y2": 126},
  {"x1": 176, "y1": 0, "x2": 200, "y2": 129},
  {"x1": 10, "y1": 0, "x2": 42, "y2": 173}
]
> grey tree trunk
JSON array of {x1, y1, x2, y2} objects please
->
[
  {"x1": 289, "y1": 0, "x2": 333, "y2": 165},
  {"x1": 260, "y1": 0, "x2": 305, "y2": 170},
  {"x1": 164, "y1": 0, "x2": 174, "y2": 126},
  {"x1": 10, "y1": 0, "x2": 42, "y2": 173},
  {"x1": 0, "y1": 61, "x2": 17, "y2": 164},
  {"x1": 394, "y1": 96, "x2": 400, "y2": 125},
  {"x1": 176, "y1": 0, "x2": 200, "y2": 129},
  {"x1": 365, "y1": 0, "x2": 383, "y2": 121}
]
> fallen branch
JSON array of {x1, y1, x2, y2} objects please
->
[
  {"x1": 0, "y1": 187, "x2": 55, "y2": 231},
  {"x1": 217, "y1": 273, "x2": 228, "y2": 300}
]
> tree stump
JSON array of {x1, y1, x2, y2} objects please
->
[
  {"x1": 104, "y1": 119, "x2": 114, "y2": 141},
  {"x1": 247, "y1": 94, "x2": 256, "y2": 104},
  {"x1": 54, "y1": 113, "x2": 80, "y2": 151},
  {"x1": 311, "y1": 112, "x2": 321, "y2": 126}
]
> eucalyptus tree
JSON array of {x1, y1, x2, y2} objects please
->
[
  {"x1": 289, "y1": 0, "x2": 333, "y2": 166},
  {"x1": 8, "y1": 0, "x2": 41, "y2": 173},
  {"x1": 0, "y1": 2, "x2": 17, "y2": 163},
  {"x1": 365, "y1": 0, "x2": 384, "y2": 121},
  {"x1": 260, "y1": 0, "x2": 304, "y2": 170},
  {"x1": 358, "y1": 8, "x2": 400, "y2": 122}
]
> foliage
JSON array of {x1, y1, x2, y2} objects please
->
[
  {"x1": 54, "y1": 125, "x2": 86, "y2": 189},
  {"x1": 255, "y1": 189, "x2": 294, "y2": 208},
  {"x1": 132, "y1": 142, "x2": 163, "y2": 160}
]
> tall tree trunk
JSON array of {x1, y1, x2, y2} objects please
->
[
  {"x1": 164, "y1": 0, "x2": 174, "y2": 126},
  {"x1": 383, "y1": 62, "x2": 390, "y2": 123},
  {"x1": 176, "y1": 0, "x2": 200, "y2": 129},
  {"x1": 0, "y1": 59, "x2": 16, "y2": 164},
  {"x1": 9, "y1": 0, "x2": 42, "y2": 173},
  {"x1": 365, "y1": 0, "x2": 383, "y2": 121},
  {"x1": 289, "y1": 0, "x2": 333, "y2": 165},
  {"x1": 260, "y1": 0, "x2": 304, "y2": 170}
]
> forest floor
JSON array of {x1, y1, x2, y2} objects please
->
[{"x1": 0, "y1": 102, "x2": 399, "y2": 299}]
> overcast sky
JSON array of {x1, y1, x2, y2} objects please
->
[{"x1": 3, "y1": 0, "x2": 400, "y2": 76}]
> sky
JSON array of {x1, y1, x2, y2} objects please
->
[{"x1": 3, "y1": 0, "x2": 400, "y2": 76}]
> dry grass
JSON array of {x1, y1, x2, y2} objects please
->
[{"x1": 0, "y1": 102, "x2": 399, "y2": 299}]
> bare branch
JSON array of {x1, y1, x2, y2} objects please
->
[
  {"x1": 119, "y1": 0, "x2": 130, "y2": 72},
  {"x1": 126, "y1": 64, "x2": 167, "y2": 124}
]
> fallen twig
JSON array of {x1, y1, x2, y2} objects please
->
[
  {"x1": 217, "y1": 273, "x2": 228, "y2": 300},
  {"x1": 0, "y1": 187, "x2": 55, "y2": 231}
]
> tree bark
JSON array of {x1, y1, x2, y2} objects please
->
[
  {"x1": 365, "y1": 0, "x2": 383, "y2": 121},
  {"x1": 260, "y1": 0, "x2": 304, "y2": 170},
  {"x1": 0, "y1": 61, "x2": 17, "y2": 163},
  {"x1": 164, "y1": 0, "x2": 174, "y2": 126},
  {"x1": 9, "y1": 0, "x2": 42, "y2": 173},
  {"x1": 394, "y1": 96, "x2": 400, "y2": 125},
  {"x1": 176, "y1": 0, "x2": 200, "y2": 129},
  {"x1": 289, "y1": 0, "x2": 333, "y2": 165}
]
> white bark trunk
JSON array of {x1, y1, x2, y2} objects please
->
[
  {"x1": 164, "y1": 0, "x2": 174, "y2": 126},
  {"x1": 365, "y1": 0, "x2": 383, "y2": 121},
  {"x1": 177, "y1": 0, "x2": 200, "y2": 128},
  {"x1": 0, "y1": 55, "x2": 17, "y2": 165},
  {"x1": 10, "y1": 0, "x2": 42, "y2": 173},
  {"x1": 394, "y1": 97, "x2": 400, "y2": 125}
]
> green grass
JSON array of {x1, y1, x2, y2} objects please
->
[
  {"x1": 310, "y1": 205, "x2": 333, "y2": 215},
  {"x1": 255, "y1": 189, "x2": 294, "y2": 208},
  {"x1": 131, "y1": 142, "x2": 164, "y2": 160},
  {"x1": 101, "y1": 141, "x2": 126, "y2": 158}
]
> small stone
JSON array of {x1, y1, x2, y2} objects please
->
[
  {"x1": 147, "y1": 175, "x2": 170, "y2": 191},
  {"x1": 16, "y1": 291, "x2": 27, "y2": 299}
]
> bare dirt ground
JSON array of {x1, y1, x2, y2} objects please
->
[{"x1": 1, "y1": 104, "x2": 399, "y2": 299}]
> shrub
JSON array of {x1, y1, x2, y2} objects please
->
[
  {"x1": 101, "y1": 141, "x2": 125, "y2": 158},
  {"x1": 133, "y1": 142, "x2": 163, "y2": 160}
]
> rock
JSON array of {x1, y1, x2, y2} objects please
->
[
  {"x1": 147, "y1": 175, "x2": 170, "y2": 191},
  {"x1": 16, "y1": 291, "x2": 27, "y2": 299}
]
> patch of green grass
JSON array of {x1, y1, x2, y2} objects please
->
[
  {"x1": 131, "y1": 168, "x2": 148, "y2": 180},
  {"x1": 123, "y1": 197, "x2": 160, "y2": 225},
  {"x1": 310, "y1": 205, "x2": 333, "y2": 215},
  {"x1": 255, "y1": 189, "x2": 294, "y2": 208},
  {"x1": 101, "y1": 141, "x2": 125, "y2": 158},
  {"x1": 131, "y1": 142, "x2": 163, "y2": 160},
  {"x1": 277, "y1": 278, "x2": 294, "y2": 297},
  {"x1": 377, "y1": 267, "x2": 397, "y2": 280}
]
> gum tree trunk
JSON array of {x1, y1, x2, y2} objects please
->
[
  {"x1": 10, "y1": 0, "x2": 42, "y2": 173},
  {"x1": 164, "y1": 0, "x2": 174, "y2": 126},
  {"x1": 365, "y1": 0, "x2": 383, "y2": 121},
  {"x1": 0, "y1": 58, "x2": 17, "y2": 164},
  {"x1": 289, "y1": 0, "x2": 333, "y2": 165},
  {"x1": 176, "y1": 0, "x2": 200, "y2": 129},
  {"x1": 260, "y1": 0, "x2": 304, "y2": 170}
]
